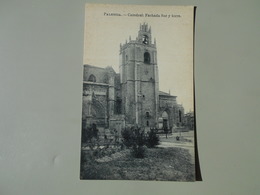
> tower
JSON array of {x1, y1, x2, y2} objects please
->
[{"x1": 119, "y1": 23, "x2": 159, "y2": 128}]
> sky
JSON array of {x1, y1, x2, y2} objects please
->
[{"x1": 83, "y1": 4, "x2": 194, "y2": 112}]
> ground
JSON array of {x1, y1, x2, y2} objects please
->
[
  {"x1": 159, "y1": 131, "x2": 195, "y2": 162},
  {"x1": 80, "y1": 130, "x2": 195, "y2": 181}
]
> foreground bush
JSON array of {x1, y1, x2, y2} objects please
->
[
  {"x1": 121, "y1": 126, "x2": 160, "y2": 158},
  {"x1": 82, "y1": 123, "x2": 99, "y2": 143},
  {"x1": 146, "y1": 129, "x2": 160, "y2": 148},
  {"x1": 131, "y1": 145, "x2": 147, "y2": 158},
  {"x1": 121, "y1": 127, "x2": 135, "y2": 147}
]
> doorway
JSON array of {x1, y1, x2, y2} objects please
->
[
  {"x1": 163, "y1": 119, "x2": 168, "y2": 130},
  {"x1": 162, "y1": 111, "x2": 169, "y2": 130}
]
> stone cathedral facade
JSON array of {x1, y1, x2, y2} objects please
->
[{"x1": 82, "y1": 23, "x2": 184, "y2": 133}]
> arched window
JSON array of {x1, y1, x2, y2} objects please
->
[
  {"x1": 146, "y1": 121, "x2": 149, "y2": 127},
  {"x1": 88, "y1": 74, "x2": 96, "y2": 82},
  {"x1": 126, "y1": 55, "x2": 128, "y2": 62},
  {"x1": 162, "y1": 111, "x2": 168, "y2": 119},
  {"x1": 146, "y1": 112, "x2": 150, "y2": 118},
  {"x1": 142, "y1": 35, "x2": 149, "y2": 44},
  {"x1": 144, "y1": 52, "x2": 151, "y2": 64}
]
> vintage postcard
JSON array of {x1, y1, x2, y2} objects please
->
[{"x1": 80, "y1": 4, "x2": 197, "y2": 181}]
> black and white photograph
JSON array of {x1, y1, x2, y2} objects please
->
[
  {"x1": 1, "y1": 0, "x2": 260, "y2": 194},
  {"x1": 80, "y1": 4, "x2": 196, "y2": 181}
]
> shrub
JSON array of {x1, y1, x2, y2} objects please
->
[
  {"x1": 134, "y1": 128, "x2": 146, "y2": 147},
  {"x1": 122, "y1": 126, "x2": 148, "y2": 158},
  {"x1": 122, "y1": 126, "x2": 147, "y2": 146},
  {"x1": 81, "y1": 124, "x2": 99, "y2": 144},
  {"x1": 146, "y1": 129, "x2": 160, "y2": 148},
  {"x1": 121, "y1": 126, "x2": 161, "y2": 158},
  {"x1": 121, "y1": 127, "x2": 135, "y2": 147},
  {"x1": 131, "y1": 145, "x2": 147, "y2": 158}
]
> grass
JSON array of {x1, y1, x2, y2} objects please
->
[{"x1": 80, "y1": 147, "x2": 195, "y2": 181}]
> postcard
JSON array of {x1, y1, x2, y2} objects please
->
[{"x1": 80, "y1": 4, "x2": 198, "y2": 181}]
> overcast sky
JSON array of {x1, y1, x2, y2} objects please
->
[{"x1": 84, "y1": 4, "x2": 194, "y2": 112}]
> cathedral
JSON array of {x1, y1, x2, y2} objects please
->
[{"x1": 82, "y1": 23, "x2": 184, "y2": 133}]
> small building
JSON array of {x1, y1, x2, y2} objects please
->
[{"x1": 184, "y1": 112, "x2": 195, "y2": 130}]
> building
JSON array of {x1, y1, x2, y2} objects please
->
[
  {"x1": 184, "y1": 111, "x2": 195, "y2": 130},
  {"x1": 82, "y1": 23, "x2": 184, "y2": 133}
]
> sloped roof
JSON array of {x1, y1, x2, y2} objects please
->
[
  {"x1": 84, "y1": 64, "x2": 116, "y2": 74},
  {"x1": 159, "y1": 91, "x2": 176, "y2": 97},
  {"x1": 84, "y1": 64, "x2": 106, "y2": 70},
  {"x1": 105, "y1": 66, "x2": 116, "y2": 74}
]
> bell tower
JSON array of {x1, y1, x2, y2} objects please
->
[{"x1": 119, "y1": 23, "x2": 159, "y2": 128}]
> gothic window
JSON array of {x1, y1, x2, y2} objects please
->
[
  {"x1": 91, "y1": 99, "x2": 105, "y2": 119},
  {"x1": 146, "y1": 121, "x2": 149, "y2": 127},
  {"x1": 162, "y1": 111, "x2": 168, "y2": 119},
  {"x1": 88, "y1": 74, "x2": 96, "y2": 82},
  {"x1": 142, "y1": 35, "x2": 149, "y2": 44},
  {"x1": 144, "y1": 52, "x2": 151, "y2": 64},
  {"x1": 146, "y1": 112, "x2": 150, "y2": 118}
]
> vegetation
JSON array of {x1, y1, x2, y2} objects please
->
[
  {"x1": 146, "y1": 129, "x2": 160, "y2": 148},
  {"x1": 81, "y1": 123, "x2": 99, "y2": 143},
  {"x1": 80, "y1": 147, "x2": 195, "y2": 181},
  {"x1": 80, "y1": 126, "x2": 195, "y2": 181},
  {"x1": 121, "y1": 126, "x2": 160, "y2": 158}
]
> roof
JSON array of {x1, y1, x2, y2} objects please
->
[
  {"x1": 105, "y1": 66, "x2": 116, "y2": 74},
  {"x1": 84, "y1": 64, "x2": 117, "y2": 74},
  {"x1": 159, "y1": 91, "x2": 176, "y2": 97}
]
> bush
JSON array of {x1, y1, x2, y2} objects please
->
[
  {"x1": 82, "y1": 124, "x2": 99, "y2": 144},
  {"x1": 131, "y1": 145, "x2": 147, "y2": 158},
  {"x1": 122, "y1": 126, "x2": 157, "y2": 158},
  {"x1": 134, "y1": 127, "x2": 147, "y2": 147},
  {"x1": 146, "y1": 129, "x2": 160, "y2": 148},
  {"x1": 121, "y1": 127, "x2": 135, "y2": 147},
  {"x1": 121, "y1": 126, "x2": 147, "y2": 148}
]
